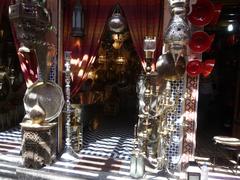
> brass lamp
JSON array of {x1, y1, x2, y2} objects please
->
[
  {"x1": 112, "y1": 34, "x2": 124, "y2": 49},
  {"x1": 72, "y1": 0, "x2": 84, "y2": 37},
  {"x1": 116, "y1": 56, "x2": 126, "y2": 65}
]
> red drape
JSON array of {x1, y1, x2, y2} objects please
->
[
  {"x1": 63, "y1": 0, "x2": 113, "y2": 96},
  {"x1": 121, "y1": 0, "x2": 164, "y2": 69},
  {"x1": 11, "y1": 24, "x2": 39, "y2": 87},
  {"x1": 64, "y1": 0, "x2": 164, "y2": 96},
  {"x1": 0, "y1": 0, "x2": 9, "y2": 23}
]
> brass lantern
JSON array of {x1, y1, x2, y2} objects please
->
[
  {"x1": 72, "y1": 0, "x2": 84, "y2": 37},
  {"x1": 116, "y1": 56, "x2": 126, "y2": 65}
]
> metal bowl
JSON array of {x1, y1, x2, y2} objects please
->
[{"x1": 23, "y1": 81, "x2": 64, "y2": 122}]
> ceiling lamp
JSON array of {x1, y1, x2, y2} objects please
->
[{"x1": 72, "y1": 0, "x2": 84, "y2": 37}]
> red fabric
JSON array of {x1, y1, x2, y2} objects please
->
[
  {"x1": 121, "y1": 0, "x2": 164, "y2": 69},
  {"x1": 64, "y1": 0, "x2": 113, "y2": 96},
  {"x1": 65, "y1": 0, "x2": 164, "y2": 96},
  {"x1": 0, "y1": 0, "x2": 9, "y2": 23},
  {"x1": 10, "y1": 26, "x2": 39, "y2": 87},
  {"x1": 15, "y1": 51, "x2": 39, "y2": 87}
]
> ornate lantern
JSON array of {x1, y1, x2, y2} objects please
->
[
  {"x1": 9, "y1": 0, "x2": 51, "y2": 52},
  {"x1": 164, "y1": 0, "x2": 190, "y2": 59},
  {"x1": 72, "y1": 0, "x2": 84, "y2": 37}
]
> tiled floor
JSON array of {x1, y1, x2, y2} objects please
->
[
  {"x1": 195, "y1": 126, "x2": 240, "y2": 179},
  {"x1": 0, "y1": 117, "x2": 239, "y2": 179}
]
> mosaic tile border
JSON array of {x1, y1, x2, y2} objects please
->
[
  {"x1": 167, "y1": 79, "x2": 185, "y2": 171},
  {"x1": 181, "y1": 75, "x2": 199, "y2": 169}
]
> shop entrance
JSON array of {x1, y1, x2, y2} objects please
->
[{"x1": 196, "y1": 3, "x2": 240, "y2": 161}]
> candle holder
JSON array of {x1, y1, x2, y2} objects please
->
[
  {"x1": 154, "y1": 81, "x2": 177, "y2": 179},
  {"x1": 143, "y1": 36, "x2": 156, "y2": 75},
  {"x1": 130, "y1": 36, "x2": 157, "y2": 178},
  {"x1": 60, "y1": 51, "x2": 80, "y2": 161}
]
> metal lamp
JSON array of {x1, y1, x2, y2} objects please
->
[
  {"x1": 143, "y1": 36, "x2": 156, "y2": 74},
  {"x1": 72, "y1": 0, "x2": 84, "y2": 37}
]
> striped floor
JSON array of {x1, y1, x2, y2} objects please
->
[{"x1": 0, "y1": 125, "x2": 239, "y2": 179}]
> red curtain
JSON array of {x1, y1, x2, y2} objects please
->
[
  {"x1": 0, "y1": 0, "x2": 9, "y2": 23},
  {"x1": 63, "y1": 0, "x2": 113, "y2": 96},
  {"x1": 121, "y1": 0, "x2": 164, "y2": 69},
  {"x1": 15, "y1": 50, "x2": 39, "y2": 87},
  {"x1": 11, "y1": 23, "x2": 39, "y2": 87},
  {"x1": 65, "y1": 0, "x2": 164, "y2": 96}
]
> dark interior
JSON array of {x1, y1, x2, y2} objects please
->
[
  {"x1": 0, "y1": 12, "x2": 26, "y2": 131},
  {"x1": 196, "y1": 0, "x2": 240, "y2": 156}
]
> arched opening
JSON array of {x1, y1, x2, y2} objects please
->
[
  {"x1": 75, "y1": 5, "x2": 142, "y2": 159},
  {"x1": 195, "y1": 2, "x2": 240, "y2": 171}
]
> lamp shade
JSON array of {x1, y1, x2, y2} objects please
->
[
  {"x1": 201, "y1": 59, "x2": 215, "y2": 77},
  {"x1": 186, "y1": 59, "x2": 202, "y2": 77},
  {"x1": 189, "y1": 31, "x2": 214, "y2": 53},
  {"x1": 188, "y1": 0, "x2": 214, "y2": 27},
  {"x1": 208, "y1": 3, "x2": 222, "y2": 26}
]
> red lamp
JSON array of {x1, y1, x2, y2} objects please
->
[{"x1": 188, "y1": 0, "x2": 214, "y2": 27}]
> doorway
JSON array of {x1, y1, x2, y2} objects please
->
[
  {"x1": 75, "y1": 12, "x2": 142, "y2": 160},
  {"x1": 196, "y1": 3, "x2": 240, "y2": 158}
]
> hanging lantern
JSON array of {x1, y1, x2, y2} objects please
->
[
  {"x1": 72, "y1": 0, "x2": 84, "y2": 37},
  {"x1": 108, "y1": 4, "x2": 126, "y2": 33},
  {"x1": 164, "y1": 0, "x2": 190, "y2": 59}
]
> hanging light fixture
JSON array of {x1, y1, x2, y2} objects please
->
[{"x1": 72, "y1": 0, "x2": 84, "y2": 37}]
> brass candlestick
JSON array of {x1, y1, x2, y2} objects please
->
[{"x1": 130, "y1": 36, "x2": 156, "y2": 178}]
